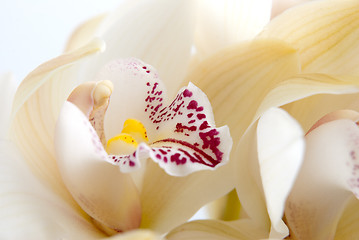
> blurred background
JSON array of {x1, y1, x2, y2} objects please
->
[{"x1": 0, "y1": 0, "x2": 121, "y2": 81}]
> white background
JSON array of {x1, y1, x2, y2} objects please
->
[{"x1": 0, "y1": 0, "x2": 122, "y2": 81}]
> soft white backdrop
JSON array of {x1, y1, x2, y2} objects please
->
[{"x1": 0, "y1": 0, "x2": 122, "y2": 82}]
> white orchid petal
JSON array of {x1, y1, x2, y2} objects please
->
[
  {"x1": 166, "y1": 219, "x2": 269, "y2": 240},
  {"x1": 82, "y1": 0, "x2": 195, "y2": 98},
  {"x1": 137, "y1": 83, "x2": 231, "y2": 176},
  {"x1": 146, "y1": 82, "x2": 232, "y2": 176},
  {"x1": 257, "y1": 108, "x2": 305, "y2": 238},
  {"x1": 0, "y1": 140, "x2": 105, "y2": 239},
  {"x1": 285, "y1": 119, "x2": 359, "y2": 240},
  {"x1": 55, "y1": 101, "x2": 141, "y2": 233},
  {"x1": 0, "y1": 72, "x2": 17, "y2": 139},
  {"x1": 195, "y1": 0, "x2": 272, "y2": 59}
]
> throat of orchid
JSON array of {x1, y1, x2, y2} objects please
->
[{"x1": 106, "y1": 119, "x2": 149, "y2": 155}]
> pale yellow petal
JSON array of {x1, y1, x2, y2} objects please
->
[
  {"x1": 256, "y1": 74, "x2": 359, "y2": 130},
  {"x1": 10, "y1": 39, "x2": 105, "y2": 211},
  {"x1": 335, "y1": 197, "x2": 359, "y2": 240},
  {"x1": 139, "y1": 157, "x2": 237, "y2": 233},
  {"x1": 166, "y1": 219, "x2": 269, "y2": 240},
  {"x1": 194, "y1": 0, "x2": 271, "y2": 59},
  {"x1": 259, "y1": 0, "x2": 359, "y2": 75},
  {"x1": 185, "y1": 39, "x2": 300, "y2": 141},
  {"x1": 65, "y1": 14, "x2": 108, "y2": 52}
]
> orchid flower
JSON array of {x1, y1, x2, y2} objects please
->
[
  {"x1": 55, "y1": 57, "x2": 232, "y2": 234},
  {"x1": 3, "y1": 0, "x2": 275, "y2": 238},
  {"x1": 166, "y1": 0, "x2": 359, "y2": 239}
]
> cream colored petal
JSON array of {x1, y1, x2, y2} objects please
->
[
  {"x1": 335, "y1": 196, "x2": 359, "y2": 240},
  {"x1": 257, "y1": 108, "x2": 305, "y2": 238},
  {"x1": 82, "y1": 0, "x2": 196, "y2": 98},
  {"x1": 10, "y1": 39, "x2": 105, "y2": 210},
  {"x1": 185, "y1": 39, "x2": 300, "y2": 141},
  {"x1": 194, "y1": 0, "x2": 272, "y2": 59},
  {"x1": 259, "y1": 0, "x2": 359, "y2": 75},
  {"x1": 0, "y1": 140, "x2": 105, "y2": 239},
  {"x1": 166, "y1": 219, "x2": 269, "y2": 240},
  {"x1": 139, "y1": 155, "x2": 237, "y2": 234},
  {"x1": 65, "y1": 14, "x2": 108, "y2": 52},
  {"x1": 285, "y1": 119, "x2": 359, "y2": 240},
  {"x1": 256, "y1": 73, "x2": 359, "y2": 131},
  {"x1": 0, "y1": 72, "x2": 17, "y2": 139}
]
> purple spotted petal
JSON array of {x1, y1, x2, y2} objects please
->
[{"x1": 108, "y1": 82, "x2": 232, "y2": 176}]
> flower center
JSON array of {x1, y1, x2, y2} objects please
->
[{"x1": 106, "y1": 119, "x2": 148, "y2": 155}]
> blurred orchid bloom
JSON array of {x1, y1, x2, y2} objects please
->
[
  {"x1": 166, "y1": 0, "x2": 359, "y2": 239},
  {"x1": 4, "y1": 0, "x2": 274, "y2": 239}
]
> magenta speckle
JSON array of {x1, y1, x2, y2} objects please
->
[
  {"x1": 187, "y1": 100, "x2": 198, "y2": 110},
  {"x1": 199, "y1": 121, "x2": 210, "y2": 130},
  {"x1": 197, "y1": 114, "x2": 206, "y2": 120},
  {"x1": 183, "y1": 89, "x2": 193, "y2": 97}
]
